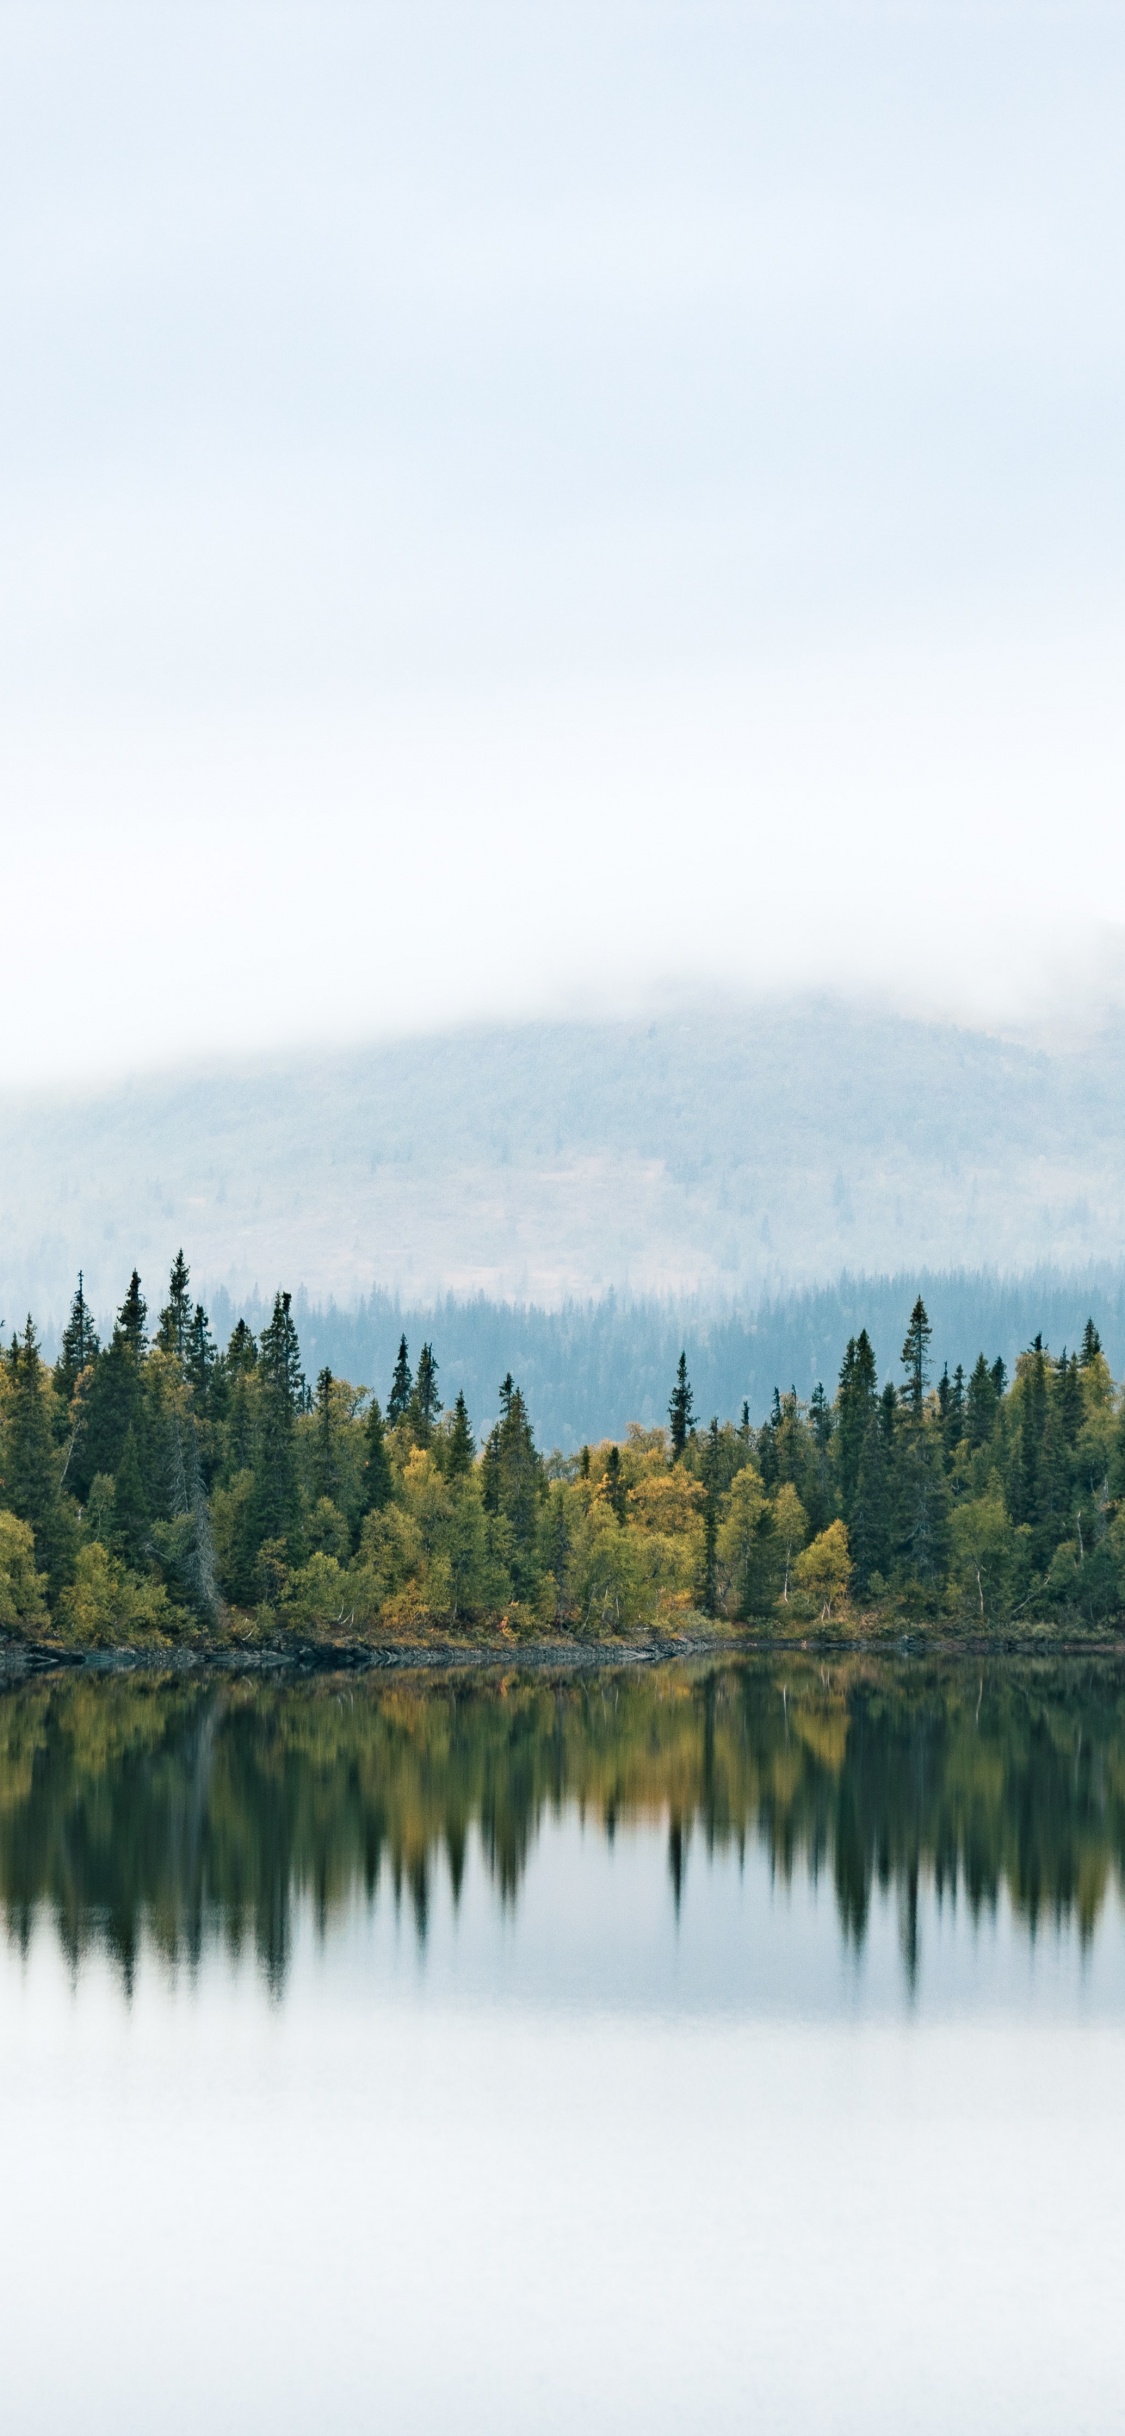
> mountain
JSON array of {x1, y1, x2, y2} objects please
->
[{"x1": 3, "y1": 997, "x2": 1125, "y2": 1330}]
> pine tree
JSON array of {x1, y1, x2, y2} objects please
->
[
  {"x1": 55, "y1": 1273, "x2": 100, "y2": 1402},
  {"x1": 360, "y1": 1397, "x2": 393, "y2": 1513},
  {"x1": 668, "y1": 1353, "x2": 694, "y2": 1461},
  {"x1": 156, "y1": 1251, "x2": 192, "y2": 1360},
  {"x1": 900, "y1": 1298, "x2": 932, "y2": 1419},
  {"x1": 388, "y1": 1335, "x2": 413, "y2": 1427}
]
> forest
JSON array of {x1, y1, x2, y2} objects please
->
[{"x1": 1, "y1": 1254, "x2": 1124, "y2": 1646}]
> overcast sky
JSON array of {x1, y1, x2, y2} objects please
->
[{"x1": 3, "y1": 0, "x2": 1125, "y2": 1084}]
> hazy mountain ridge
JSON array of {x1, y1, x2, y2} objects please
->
[{"x1": 3, "y1": 999, "x2": 1125, "y2": 1329}]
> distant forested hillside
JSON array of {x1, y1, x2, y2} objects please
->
[
  {"x1": 205, "y1": 1268, "x2": 1125, "y2": 1451},
  {"x1": 6, "y1": 1000, "x2": 1125, "y2": 1321}
]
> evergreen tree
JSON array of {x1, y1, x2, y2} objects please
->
[
  {"x1": 605, "y1": 1442, "x2": 627, "y2": 1524},
  {"x1": 1056, "y1": 1350, "x2": 1084, "y2": 1447},
  {"x1": 5, "y1": 1321, "x2": 64, "y2": 1580},
  {"x1": 965, "y1": 1353, "x2": 999, "y2": 1451},
  {"x1": 1034, "y1": 1397, "x2": 1073, "y2": 1569},
  {"x1": 1081, "y1": 1319, "x2": 1102, "y2": 1368},
  {"x1": 223, "y1": 1319, "x2": 258, "y2": 1478},
  {"x1": 895, "y1": 1417, "x2": 950, "y2": 1595},
  {"x1": 700, "y1": 1418, "x2": 720, "y2": 1615},
  {"x1": 444, "y1": 1390, "x2": 475, "y2": 1482},
  {"x1": 410, "y1": 1342, "x2": 442, "y2": 1446},
  {"x1": 156, "y1": 1251, "x2": 192, "y2": 1360},
  {"x1": 360, "y1": 1397, "x2": 393, "y2": 1514},
  {"x1": 313, "y1": 1367, "x2": 339, "y2": 1506},
  {"x1": 113, "y1": 1422, "x2": 150, "y2": 1568},
  {"x1": 668, "y1": 1353, "x2": 694, "y2": 1461},
  {"x1": 77, "y1": 1274, "x2": 149, "y2": 1497},
  {"x1": 482, "y1": 1375, "x2": 543, "y2": 1599},
  {"x1": 851, "y1": 1387, "x2": 896, "y2": 1592},
  {"x1": 837, "y1": 1330, "x2": 878, "y2": 1520},
  {"x1": 250, "y1": 1291, "x2": 304, "y2": 1561},
  {"x1": 55, "y1": 1273, "x2": 100, "y2": 1403},
  {"x1": 227, "y1": 1318, "x2": 257, "y2": 1375},
  {"x1": 118, "y1": 1271, "x2": 148, "y2": 1360},
  {"x1": 900, "y1": 1298, "x2": 932, "y2": 1418},
  {"x1": 1013, "y1": 1341, "x2": 1049, "y2": 1530},
  {"x1": 186, "y1": 1304, "x2": 217, "y2": 1398},
  {"x1": 943, "y1": 1362, "x2": 965, "y2": 1459},
  {"x1": 388, "y1": 1335, "x2": 413, "y2": 1427}
]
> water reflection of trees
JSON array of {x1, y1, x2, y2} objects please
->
[{"x1": 1, "y1": 1657, "x2": 1124, "y2": 1987}]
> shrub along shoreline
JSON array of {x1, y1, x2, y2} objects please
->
[{"x1": 1, "y1": 1258, "x2": 1124, "y2": 1654}]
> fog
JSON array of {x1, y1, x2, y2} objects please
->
[{"x1": 3, "y1": 2, "x2": 1125, "y2": 1083}]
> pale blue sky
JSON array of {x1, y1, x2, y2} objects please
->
[{"x1": 3, "y1": 1, "x2": 1125, "y2": 1079}]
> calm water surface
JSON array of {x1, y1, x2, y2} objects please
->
[{"x1": 2, "y1": 1654, "x2": 1124, "y2": 2433}]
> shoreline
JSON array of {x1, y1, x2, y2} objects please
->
[{"x1": 3, "y1": 1622, "x2": 1125, "y2": 1686}]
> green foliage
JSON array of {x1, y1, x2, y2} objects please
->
[{"x1": 3, "y1": 1268, "x2": 1125, "y2": 1644}]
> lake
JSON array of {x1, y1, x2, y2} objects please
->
[{"x1": 2, "y1": 1652, "x2": 1124, "y2": 2433}]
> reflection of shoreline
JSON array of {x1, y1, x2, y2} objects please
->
[{"x1": 0, "y1": 1656, "x2": 1123, "y2": 1989}]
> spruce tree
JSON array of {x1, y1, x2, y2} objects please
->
[
  {"x1": 186, "y1": 1305, "x2": 218, "y2": 1416},
  {"x1": 5, "y1": 1321, "x2": 64, "y2": 1580},
  {"x1": 482, "y1": 1375, "x2": 543, "y2": 1599},
  {"x1": 388, "y1": 1335, "x2": 413, "y2": 1427},
  {"x1": 411, "y1": 1343, "x2": 442, "y2": 1446},
  {"x1": 700, "y1": 1418, "x2": 720, "y2": 1615},
  {"x1": 313, "y1": 1367, "x2": 339, "y2": 1506},
  {"x1": 250, "y1": 1291, "x2": 304, "y2": 1561},
  {"x1": 943, "y1": 1362, "x2": 965, "y2": 1459},
  {"x1": 1081, "y1": 1319, "x2": 1102, "y2": 1368},
  {"x1": 900, "y1": 1298, "x2": 932, "y2": 1418},
  {"x1": 1056, "y1": 1351, "x2": 1084, "y2": 1447},
  {"x1": 156, "y1": 1251, "x2": 192, "y2": 1360},
  {"x1": 965, "y1": 1354, "x2": 999, "y2": 1451},
  {"x1": 77, "y1": 1274, "x2": 149, "y2": 1496},
  {"x1": 113, "y1": 1423, "x2": 150, "y2": 1568},
  {"x1": 605, "y1": 1442, "x2": 627, "y2": 1524},
  {"x1": 445, "y1": 1390, "x2": 475, "y2": 1482},
  {"x1": 55, "y1": 1273, "x2": 100, "y2": 1402},
  {"x1": 118, "y1": 1271, "x2": 148, "y2": 1360},
  {"x1": 837, "y1": 1330, "x2": 877, "y2": 1520},
  {"x1": 668, "y1": 1353, "x2": 694, "y2": 1461},
  {"x1": 1014, "y1": 1341, "x2": 1048, "y2": 1530},
  {"x1": 360, "y1": 1397, "x2": 393, "y2": 1514},
  {"x1": 851, "y1": 1386, "x2": 896, "y2": 1592}
]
